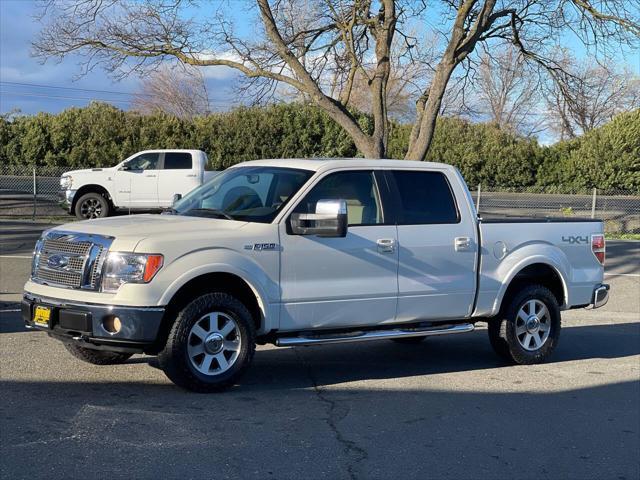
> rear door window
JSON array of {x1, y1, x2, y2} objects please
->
[
  {"x1": 389, "y1": 170, "x2": 459, "y2": 224},
  {"x1": 163, "y1": 152, "x2": 193, "y2": 170}
]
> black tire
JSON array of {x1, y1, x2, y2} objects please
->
[
  {"x1": 64, "y1": 343, "x2": 133, "y2": 365},
  {"x1": 74, "y1": 192, "x2": 110, "y2": 219},
  {"x1": 391, "y1": 336, "x2": 428, "y2": 345},
  {"x1": 487, "y1": 319, "x2": 511, "y2": 360},
  {"x1": 158, "y1": 292, "x2": 256, "y2": 393},
  {"x1": 488, "y1": 284, "x2": 561, "y2": 365}
]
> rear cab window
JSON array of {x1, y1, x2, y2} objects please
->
[
  {"x1": 163, "y1": 152, "x2": 193, "y2": 170},
  {"x1": 388, "y1": 170, "x2": 460, "y2": 224}
]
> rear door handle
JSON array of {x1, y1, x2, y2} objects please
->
[
  {"x1": 186, "y1": 174, "x2": 198, "y2": 177},
  {"x1": 455, "y1": 237, "x2": 472, "y2": 251},
  {"x1": 145, "y1": 174, "x2": 157, "y2": 178},
  {"x1": 377, "y1": 238, "x2": 395, "y2": 253}
]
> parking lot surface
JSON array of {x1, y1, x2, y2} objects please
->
[{"x1": 1, "y1": 221, "x2": 638, "y2": 480}]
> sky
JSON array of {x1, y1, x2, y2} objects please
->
[
  {"x1": 1, "y1": 0, "x2": 638, "y2": 121},
  {"x1": 0, "y1": 0, "x2": 243, "y2": 114}
]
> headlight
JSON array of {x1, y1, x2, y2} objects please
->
[
  {"x1": 31, "y1": 237, "x2": 44, "y2": 278},
  {"x1": 60, "y1": 175, "x2": 73, "y2": 189},
  {"x1": 101, "y1": 252, "x2": 163, "y2": 293}
]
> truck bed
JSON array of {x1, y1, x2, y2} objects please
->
[{"x1": 474, "y1": 218, "x2": 604, "y2": 317}]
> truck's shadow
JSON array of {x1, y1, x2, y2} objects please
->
[{"x1": 3, "y1": 306, "x2": 638, "y2": 387}]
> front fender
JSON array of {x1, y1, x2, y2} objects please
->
[
  {"x1": 490, "y1": 242, "x2": 571, "y2": 316},
  {"x1": 154, "y1": 248, "x2": 279, "y2": 332}
]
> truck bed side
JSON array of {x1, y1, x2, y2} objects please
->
[{"x1": 474, "y1": 218, "x2": 604, "y2": 317}]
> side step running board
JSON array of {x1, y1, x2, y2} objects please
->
[{"x1": 275, "y1": 323, "x2": 474, "y2": 347}]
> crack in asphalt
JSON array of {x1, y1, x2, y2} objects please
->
[{"x1": 294, "y1": 348, "x2": 369, "y2": 480}]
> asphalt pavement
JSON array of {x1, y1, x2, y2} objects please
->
[{"x1": 1, "y1": 220, "x2": 638, "y2": 480}]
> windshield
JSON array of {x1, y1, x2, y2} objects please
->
[{"x1": 173, "y1": 166, "x2": 314, "y2": 223}]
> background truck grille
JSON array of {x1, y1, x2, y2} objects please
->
[{"x1": 32, "y1": 232, "x2": 113, "y2": 290}]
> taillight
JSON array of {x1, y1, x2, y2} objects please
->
[{"x1": 592, "y1": 234, "x2": 605, "y2": 265}]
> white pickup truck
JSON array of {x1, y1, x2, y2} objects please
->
[
  {"x1": 59, "y1": 149, "x2": 217, "y2": 219},
  {"x1": 24, "y1": 158, "x2": 609, "y2": 392}
]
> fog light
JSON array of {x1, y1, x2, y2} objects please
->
[{"x1": 103, "y1": 315, "x2": 122, "y2": 334}]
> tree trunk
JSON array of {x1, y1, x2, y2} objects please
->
[{"x1": 405, "y1": 61, "x2": 456, "y2": 161}]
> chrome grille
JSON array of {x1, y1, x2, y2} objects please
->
[
  {"x1": 42, "y1": 238, "x2": 92, "y2": 256},
  {"x1": 32, "y1": 231, "x2": 114, "y2": 290},
  {"x1": 34, "y1": 268, "x2": 83, "y2": 289}
]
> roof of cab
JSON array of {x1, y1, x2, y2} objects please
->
[{"x1": 231, "y1": 158, "x2": 455, "y2": 173}]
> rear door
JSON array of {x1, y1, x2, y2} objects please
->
[
  {"x1": 114, "y1": 152, "x2": 160, "y2": 208},
  {"x1": 157, "y1": 152, "x2": 199, "y2": 206},
  {"x1": 278, "y1": 170, "x2": 399, "y2": 331},
  {"x1": 386, "y1": 169, "x2": 477, "y2": 321}
]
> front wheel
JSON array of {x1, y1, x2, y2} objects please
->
[
  {"x1": 488, "y1": 284, "x2": 561, "y2": 365},
  {"x1": 158, "y1": 292, "x2": 256, "y2": 392},
  {"x1": 74, "y1": 192, "x2": 110, "y2": 219}
]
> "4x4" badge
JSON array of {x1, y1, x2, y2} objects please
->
[{"x1": 561, "y1": 235, "x2": 588, "y2": 244}]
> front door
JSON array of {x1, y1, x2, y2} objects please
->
[
  {"x1": 279, "y1": 170, "x2": 398, "y2": 331},
  {"x1": 114, "y1": 152, "x2": 160, "y2": 208}
]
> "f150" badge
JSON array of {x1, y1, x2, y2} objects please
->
[{"x1": 244, "y1": 243, "x2": 278, "y2": 251}]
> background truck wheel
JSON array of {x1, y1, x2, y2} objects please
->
[
  {"x1": 391, "y1": 336, "x2": 428, "y2": 344},
  {"x1": 64, "y1": 343, "x2": 133, "y2": 365},
  {"x1": 488, "y1": 284, "x2": 561, "y2": 364},
  {"x1": 158, "y1": 292, "x2": 256, "y2": 393},
  {"x1": 74, "y1": 192, "x2": 110, "y2": 219}
]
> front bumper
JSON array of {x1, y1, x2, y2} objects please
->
[
  {"x1": 22, "y1": 293, "x2": 165, "y2": 353},
  {"x1": 592, "y1": 284, "x2": 610, "y2": 309},
  {"x1": 58, "y1": 189, "x2": 77, "y2": 212}
]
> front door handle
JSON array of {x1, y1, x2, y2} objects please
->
[
  {"x1": 455, "y1": 237, "x2": 472, "y2": 251},
  {"x1": 377, "y1": 238, "x2": 395, "y2": 253},
  {"x1": 145, "y1": 174, "x2": 157, "y2": 178}
]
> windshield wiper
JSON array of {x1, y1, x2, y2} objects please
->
[{"x1": 188, "y1": 208, "x2": 236, "y2": 220}]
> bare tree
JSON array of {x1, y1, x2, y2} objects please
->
[
  {"x1": 34, "y1": 0, "x2": 639, "y2": 159},
  {"x1": 544, "y1": 56, "x2": 640, "y2": 139},
  {"x1": 132, "y1": 66, "x2": 210, "y2": 119},
  {"x1": 471, "y1": 46, "x2": 543, "y2": 135}
]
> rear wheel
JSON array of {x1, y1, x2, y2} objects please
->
[
  {"x1": 64, "y1": 343, "x2": 132, "y2": 365},
  {"x1": 159, "y1": 292, "x2": 256, "y2": 392},
  {"x1": 74, "y1": 192, "x2": 110, "y2": 219},
  {"x1": 488, "y1": 284, "x2": 561, "y2": 364}
]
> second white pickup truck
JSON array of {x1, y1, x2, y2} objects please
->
[
  {"x1": 25, "y1": 158, "x2": 609, "y2": 392},
  {"x1": 59, "y1": 149, "x2": 217, "y2": 219}
]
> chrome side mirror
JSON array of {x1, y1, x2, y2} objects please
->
[{"x1": 290, "y1": 199, "x2": 348, "y2": 237}]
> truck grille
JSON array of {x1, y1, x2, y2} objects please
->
[{"x1": 32, "y1": 231, "x2": 113, "y2": 290}]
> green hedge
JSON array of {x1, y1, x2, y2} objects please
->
[{"x1": 1, "y1": 102, "x2": 638, "y2": 192}]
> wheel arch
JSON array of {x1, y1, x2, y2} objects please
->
[
  {"x1": 72, "y1": 184, "x2": 114, "y2": 212},
  {"x1": 153, "y1": 269, "x2": 269, "y2": 353},
  {"x1": 495, "y1": 261, "x2": 568, "y2": 315}
]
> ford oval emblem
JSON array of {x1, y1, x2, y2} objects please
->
[{"x1": 47, "y1": 254, "x2": 69, "y2": 269}]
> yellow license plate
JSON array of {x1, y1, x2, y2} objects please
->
[{"x1": 33, "y1": 305, "x2": 52, "y2": 327}]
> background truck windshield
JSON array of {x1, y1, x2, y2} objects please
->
[{"x1": 173, "y1": 166, "x2": 313, "y2": 223}]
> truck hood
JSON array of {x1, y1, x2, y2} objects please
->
[
  {"x1": 63, "y1": 167, "x2": 117, "y2": 177},
  {"x1": 52, "y1": 214, "x2": 248, "y2": 251}
]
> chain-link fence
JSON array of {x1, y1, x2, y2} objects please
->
[
  {"x1": 0, "y1": 165, "x2": 68, "y2": 217},
  {"x1": 472, "y1": 186, "x2": 640, "y2": 234},
  {"x1": 1, "y1": 165, "x2": 639, "y2": 234}
]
